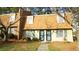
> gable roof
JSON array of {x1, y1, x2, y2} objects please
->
[{"x1": 24, "y1": 12, "x2": 72, "y2": 30}]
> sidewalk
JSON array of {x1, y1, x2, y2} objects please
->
[{"x1": 37, "y1": 42, "x2": 48, "y2": 51}]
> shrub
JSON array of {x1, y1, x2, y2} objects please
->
[
  {"x1": 0, "y1": 33, "x2": 17, "y2": 40},
  {"x1": 26, "y1": 37, "x2": 32, "y2": 42},
  {"x1": 73, "y1": 36, "x2": 77, "y2": 41},
  {"x1": 0, "y1": 34, "x2": 4, "y2": 39},
  {"x1": 32, "y1": 38, "x2": 40, "y2": 41},
  {"x1": 8, "y1": 33, "x2": 17, "y2": 39}
]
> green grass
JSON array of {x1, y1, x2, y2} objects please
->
[
  {"x1": 48, "y1": 47, "x2": 61, "y2": 51},
  {"x1": 0, "y1": 41, "x2": 40, "y2": 51},
  {"x1": 26, "y1": 42, "x2": 40, "y2": 51},
  {"x1": 0, "y1": 43, "x2": 15, "y2": 51},
  {"x1": 11, "y1": 42, "x2": 40, "y2": 51}
]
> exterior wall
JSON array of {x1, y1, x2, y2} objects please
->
[
  {"x1": 66, "y1": 30, "x2": 73, "y2": 42},
  {"x1": 35, "y1": 30, "x2": 73, "y2": 42},
  {"x1": 51, "y1": 30, "x2": 73, "y2": 42},
  {"x1": 24, "y1": 29, "x2": 73, "y2": 42}
]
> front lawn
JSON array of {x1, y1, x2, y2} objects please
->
[
  {"x1": 48, "y1": 42, "x2": 79, "y2": 51},
  {"x1": 0, "y1": 41, "x2": 40, "y2": 51},
  {"x1": 0, "y1": 42, "x2": 15, "y2": 51}
]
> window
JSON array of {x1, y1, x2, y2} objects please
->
[
  {"x1": 8, "y1": 28, "x2": 16, "y2": 34},
  {"x1": 9, "y1": 14, "x2": 15, "y2": 22},
  {"x1": 56, "y1": 30, "x2": 63, "y2": 37},
  {"x1": 27, "y1": 16, "x2": 33, "y2": 24},
  {"x1": 25, "y1": 31, "x2": 35, "y2": 38},
  {"x1": 64, "y1": 30, "x2": 67, "y2": 37},
  {"x1": 57, "y1": 13, "x2": 65, "y2": 23}
]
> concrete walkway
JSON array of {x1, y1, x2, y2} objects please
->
[{"x1": 37, "y1": 42, "x2": 49, "y2": 51}]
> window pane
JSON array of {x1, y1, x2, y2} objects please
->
[
  {"x1": 57, "y1": 13, "x2": 65, "y2": 23},
  {"x1": 9, "y1": 13, "x2": 15, "y2": 22},
  {"x1": 40, "y1": 31, "x2": 44, "y2": 35},
  {"x1": 64, "y1": 30, "x2": 67, "y2": 37},
  {"x1": 26, "y1": 31, "x2": 35, "y2": 38},
  {"x1": 27, "y1": 16, "x2": 33, "y2": 24},
  {"x1": 56, "y1": 30, "x2": 63, "y2": 37},
  {"x1": 40, "y1": 30, "x2": 44, "y2": 41},
  {"x1": 47, "y1": 30, "x2": 51, "y2": 41},
  {"x1": 59, "y1": 16, "x2": 64, "y2": 23}
]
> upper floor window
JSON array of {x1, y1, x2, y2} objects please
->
[
  {"x1": 57, "y1": 13, "x2": 65, "y2": 23},
  {"x1": 9, "y1": 13, "x2": 15, "y2": 22},
  {"x1": 27, "y1": 16, "x2": 33, "y2": 24}
]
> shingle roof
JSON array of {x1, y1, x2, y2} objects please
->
[
  {"x1": 0, "y1": 13, "x2": 17, "y2": 27},
  {"x1": 24, "y1": 13, "x2": 72, "y2": 30}
]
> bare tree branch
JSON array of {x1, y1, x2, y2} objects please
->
[
  {"x1": 8, "y1": 8, "x2": 21, "y2": 28},
  {"x1": 0, "y1": 19, "x2": 6, "y2": 30},
  {"x1": 56, "y1": 8, "x2": 73, "y2": 27}
]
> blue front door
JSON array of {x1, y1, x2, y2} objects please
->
[
  {"x1": 39, "y1": 30, "x2": 51, "y2": 41},
  {"x1": 40, "y1": 30, "x2": 44, "y2": 41},
  {"x1": 46, "y1": 30, "x2": 51, "y2": 41}
]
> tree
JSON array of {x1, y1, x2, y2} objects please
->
[
  {"x1": 30, "y1": 7, "x2": 53, "y2": 15},
  {"x1": 0, "y1": 7, "x2": 17, "y2": 14},
  {"x1": 69, "y1": 8, "x2": 79, "y2": 47},
  {"x1": 0, "y1": 7, "x2": 20, "y2": 41}
]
